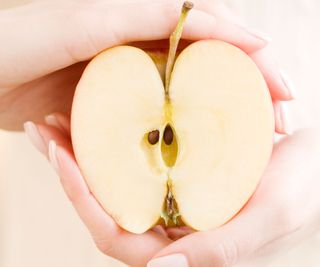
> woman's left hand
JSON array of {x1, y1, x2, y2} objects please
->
[
  {"x1": 25, "y1": 113, "x2": 320, "y2": 267},
  {"x1": 1, "y1": 0, "x2": 293, "y2": 134}
]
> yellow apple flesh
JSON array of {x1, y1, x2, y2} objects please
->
[{"x1": 71, "y1": 40, "x2": 274, "y2": 234}]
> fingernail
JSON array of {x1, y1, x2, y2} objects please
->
[
  {"x1": 23, "y1": 121, "x2": 47, "y2": 154},
  {"x1": 280, "y1": 69, "x2": 297, "y2": 99},
  {"x1": 48, "y1": 140, "x2": 60, "y2": 173},
  {"x1": 147, "y1": 254, "x2": 189, "y2": 267},
  {"x1": 45, "y1": 114, "x2": 64, "y2": 132},
  {"x1": 244, "y1": 27, "x2": 272, "y2": 43},
  {"x1": 280, "y1": 103, "x2": 293, "y2": 135}
]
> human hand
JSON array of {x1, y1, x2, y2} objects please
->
[
  {"x1": 1, "y1": 0, "x2": 292, "y2": 133},
  {"x1": 147, "y1": 128, "x2": 320, "y2": 267},
  {"x1": 25, "y1": 112, "x2": 320, "y2": 267},
  {"x1": 24, "y1": 113, "x2": 171, "y2": 266}
]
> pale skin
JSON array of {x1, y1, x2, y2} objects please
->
[{"x1": 1, "y1": 0, "x2": 319, "y2": 267}]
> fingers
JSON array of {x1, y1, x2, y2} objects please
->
[
  {"x1": 24, "y1": 117, "x2": 172, "y2": 266},
  {"x1": 0, "y1": 0, "x2": 214, "y2": 87},
  {"x1": 192, "y1": 1, "x2": 294, "y2": 102},
  {"x1": 148, "y1": 209, "x2": 278, "y2": 267},
  {"x1": 249, "y1": 48, "x2": 295, "y2": 101},
  {"x1": 45, "y1": 112, "x2": 71, "y2": 136},
  {"x1": 23, "y1": 121, "x2": 48, "y2": 155},
  {"x1": 0, "y1": 62, "x2": 84, "y2": 131},
  {"x1": 48, "y1": 141, "x2": 118, "y2": 237},
  {"x1": 1, "y1": 0, "x2": 266, "y2": 88},
  {"x1": 49, "y1": 142, "x2": 171, "y2": 266},
  {"x1": 148, "y1": 131, "x2": 319, "y2": 267},
  {"x1": 166, "y1": 227, "x2": 195, "y2": 241},
  {"x1": 24, "y1": 120, "x2": 73, "y2": 156},
  {"x1": 195, "y1": 1, "x2": 296, "y2": 102},
  {"x1": 152, "y1": 225, "x2": 170, "y2": 238},
  {"x1": 273, "y1": 101, "x2": 293, "y2": 135},
  {"x1": 189, "y1": 17, "x2": 268, "y2": 54}
]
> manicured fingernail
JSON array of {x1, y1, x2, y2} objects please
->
[
  {"x1": 48, "y1": 140, "x2": 60, "y2": 173},
  {"x1": 280, "y1": 69, "x2": 297, "y2": 99},
  {"x1": 280, "y1": 103, "x2": 293, "y2": 135},
  {"x1": 244, "y1": 27, "x2": 272, "y2": 43},
  {"x1": 23, "y1": 121, "x2": 47, "y2": 154},
  {"x1": 45, "y1": 114, "x2": 64, "y2": 132},
  {"x1": 147, "y1": 254, "x2": 189, "y2": 267}
]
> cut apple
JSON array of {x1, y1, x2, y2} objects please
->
[{"x1": 71, "y1": 2, "x2": 274, "y2": 234}]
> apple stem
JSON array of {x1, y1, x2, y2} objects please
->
[{"x1": 165, "y1": 1, "x2": 193, "y2": 95}]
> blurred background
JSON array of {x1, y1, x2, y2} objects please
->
[{"x1": 1, "y1": 0, "x2": 319, "y2": 266}]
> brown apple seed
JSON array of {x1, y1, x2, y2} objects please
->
[
  {"x1": 164, "y1": 125, "x2": 174, "y2": 145},
  {"x1": 148, "y1": 130, "x2": 160, "y2": 145}
]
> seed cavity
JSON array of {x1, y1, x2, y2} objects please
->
[
  {"x1": 148, "y1": 130, "x2": 160, "y2": 145},
  {"x1": 161, "y1": 124, "x2": 178, "y2": 167}
]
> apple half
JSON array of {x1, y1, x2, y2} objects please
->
[{"x1": 71, "y1": 3, "x2": 274, "y2": 234}]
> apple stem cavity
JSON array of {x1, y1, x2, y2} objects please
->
[{"x1": 165, "y1": 1, "x2": 194, "y2": 95}]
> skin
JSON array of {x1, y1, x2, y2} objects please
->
[
  {"x1": 38, "y1": 118, "x2": 320, "y2": 267},
  {"x1": 0, "y1": 0, "x2": 292, "y2": 132},
  {"x1": 2, "y1": 0, "x2": 317, "y2": 266}
]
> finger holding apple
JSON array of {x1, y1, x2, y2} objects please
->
[
  {"x1": 0, "y1": 0, "x2": 265, "y2": 89},
  {"x1": 70, "y1": 1, "x2": 274, "y2": 234},
  {"x1": 24, "y1": 115, "x2": 172, "y2": 267},
  {"x1": 1, "y1": 0, "x2": 293, "y2": 131},
  {"x1": 19, "y1": 1, "x2": 307, "y2": 267},
  {"x1": 25, "y1": 115, "x2": 320, "y2": 267},
  {"x1": 148, "y1": 129, "x2": 320, "y2": 267}
]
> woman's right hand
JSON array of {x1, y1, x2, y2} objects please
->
[{"x1": 24, "y1": 113, "x2": 172, "y2": 266}]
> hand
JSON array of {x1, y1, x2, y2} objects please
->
[
  {"x1": 1, "y1": 0, "x2": 292, "y2": 133},
  {"x1": 24, "y1": 113, "x2": 171, "y2": 266},
  {"x1": 25, "y1": 113, "x2": 320, "y2": 267},
  {"x1": 148, "y1": 127, "x2": 320, "y2": 267}
]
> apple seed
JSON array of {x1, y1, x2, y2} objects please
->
[
  {"x1": 164, "y1": 125, "x2": 174, "y2": 145},
  {"x1": 148, "y1": 130, "x2": 160, "y2": 145}
]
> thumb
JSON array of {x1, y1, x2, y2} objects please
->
[
  {"x1": 147, "y1": 131, "x2": 317, "y2": 267},
  {"x1": 147, "y1": 211, "x2": 272, "y2": 267},
  {"x1": 147, "y1": 154, "x2": 306, "y2": 267}
]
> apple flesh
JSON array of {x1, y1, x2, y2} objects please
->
[{"x1": 71, "y1": 39, "x2": 274, "y2": 234}]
